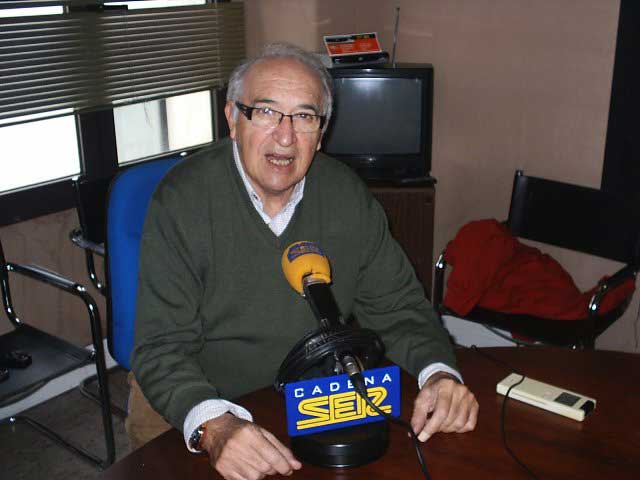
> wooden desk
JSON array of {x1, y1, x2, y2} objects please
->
[{"x1": 99, "y1": 347, "x2": 640, "y2": 479}]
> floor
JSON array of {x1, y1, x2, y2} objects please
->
[{"x1": 0, "y1": 369, "x2": 131, "y2": 480}]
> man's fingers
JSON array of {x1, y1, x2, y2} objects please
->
[
  {"x1": 206, "y1": 416, "x2": 301, "y2": 480},
  {"x1": 216, "y1": 429, "x2": 270, "y2": 477},
  {"x1": 410, "y1": 387, "x2": 436, "y2": 434},
  {"x1": 462, "y1": 397, "x2": 479, "y2": 432},
  {"x1": 418, "y1": 387, "x2": 453, "y2": 441},
  {"x1": 413, "y1": 381, "x2": 480, "y2": 442},
  {"x1": 238, "y1": 426, "x2": 292, "y2": 475},
  {"x1": 441, "y1": 388, "x2": 478, "y2": 433},
  {"x1": 215, "y1": 450, "x2": 264, "y2": 480},
  {"x1": 252, "y1": 429, "x2": 299, "y2": 475}
]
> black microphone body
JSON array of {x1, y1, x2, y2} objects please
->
[
  {"x1": 303, "y1": 280, "x2": 344, "y2": 328},
  {"x1": 303, "y1": 279, "x2": 361, "y2": 377}
]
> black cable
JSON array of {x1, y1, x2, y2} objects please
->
[
  {"x1": 350, "y1": 372, "x2": 432, "y2": 480},
  {"x1": 469, "y1": 345, "x2": 540, "y2": 479},
  {"x1": 501, "y1": 377, "x2": 540, "y2": 480}
]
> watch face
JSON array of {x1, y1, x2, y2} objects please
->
[{"x1": 189, "y1": 427, "x2": 203, "y2": 450}]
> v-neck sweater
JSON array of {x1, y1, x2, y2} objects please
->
[{"x1": 132, "y1": 138, "x2": 456, "y2": 430}]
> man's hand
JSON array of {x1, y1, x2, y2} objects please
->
[
  {"x1": 410, "y1": 372, "x2": 479, "y2": 442},
  {"x1": 201, "y1": 413, "x2": 302, "y2": 480}
]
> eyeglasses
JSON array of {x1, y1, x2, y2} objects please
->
[{"x1": 235, "y1": 102, "x2": 325, "y2": 133}]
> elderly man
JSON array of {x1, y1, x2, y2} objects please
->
[{"x1": 130, "y1": 43, "x2": 478, "y2": 480}]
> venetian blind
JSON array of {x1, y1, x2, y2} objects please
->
[{"x1": 0, "y1": 1, "x2": 245, "y2": 124}]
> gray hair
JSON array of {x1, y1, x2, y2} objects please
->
[{"x1": 226, "y1": 43, "x2": 333, "y2": 128}]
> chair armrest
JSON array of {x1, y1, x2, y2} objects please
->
[
  {"x1": 588, "y1": 264, "x2": 637, "y2": 315},
  {"x1": 8, "y1": 262, "x2": 77, "y2": 292},
  {"x1": 600, "y1": 264, "x2": 637, "y2": 290},
  {"x1": 69, "y1": 229, "x2": 105, "y2": 256},
  {"x1": 69, "y1": 229, "x2": 106, "y2": 294},
  {"x1": 5, "y1": 262, "x2": 102, "y2": 340}
]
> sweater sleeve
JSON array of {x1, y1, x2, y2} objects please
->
[
  {"x1": 352, "y1": 193, "x2": 457, "y2": 378},
  {"x1": 131, "y1": 177, "x2": 220, "y2": 430}
]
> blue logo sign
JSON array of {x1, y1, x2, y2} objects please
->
[
  {"x1": 284, "y1": 365, "x2": 401, "y2": 437},
  {"x1": 286, "y1": 241, "x2": 324, "y2": 262}
]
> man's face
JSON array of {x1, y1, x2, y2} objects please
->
[{"x1": 224, "y1": 58, "x2": 324, "y2": 213}]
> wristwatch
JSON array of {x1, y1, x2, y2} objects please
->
[{"x1": 188, "y1": 424, "x2": 206, "y2": 451}]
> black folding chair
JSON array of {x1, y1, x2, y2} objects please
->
[
  {"x1": 0, "y1": 237, "x2": 115, "y2": 468},
  {"x1": 433, "y1": 170, "x2": 640, "y2": 348}
]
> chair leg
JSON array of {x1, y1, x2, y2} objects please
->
[
  {"x1": 88, "y1": 322, "x2": 117, "y2": 468},
  {"x1": 2, "y1": 415, "x2": 109, "y2": 468},
  {"x1": 79, "y1": 370, "x2": 127, "y2": 419},
  {"x1": 433, "y1": 253, "x2": 446, "y2": 314},
  {"x1": 0, "y1": 364, "x2": 118, "y2": 469},
  {"x1": 77, "y1": 283, "x2": 117, "y2": 467}
]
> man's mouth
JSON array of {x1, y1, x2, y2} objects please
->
[{"x1": 266, "y1": 153, "x2": 294, "y2": 167}]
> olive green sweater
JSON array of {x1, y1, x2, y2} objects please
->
[{"x1": 132, "y1": 138, "x2": 456, "y2": 430}]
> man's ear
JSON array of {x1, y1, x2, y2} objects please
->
[
  {"x1": 224, "y1": 101, "x2": 237, "y2": 140},
  {"x1": 315, "y1": 132, "x2": 324, "y2": 152}
]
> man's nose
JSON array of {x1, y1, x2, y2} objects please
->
[{"x1": 272, "y1": 115, "x2": 296, "y2": 146}]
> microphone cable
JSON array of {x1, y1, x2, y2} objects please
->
[
  {"x1": 350, "y1": 346, "x2": 541, "y2": 480},
  {"x1": 349, "y1": 371, "x2": 432, "y2": 480},
  {"x1": 469, "y1": 345, "x2": 540, "y2": 480}
]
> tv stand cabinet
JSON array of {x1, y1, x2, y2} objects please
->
[{"x1": 367, "y1": 182, "x2": 435, "y2": 298}]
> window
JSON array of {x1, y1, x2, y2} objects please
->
[
  {"x1": 0, "y1": 113, "x2": 80, "y2": 193},
  {"x1": 0, "y1": 6, "x2": 80, "y2": 195},
  {"x1": 109, "y1": 1, "x2": 215, "y2": 164},
  {"x1": 114, "y1": 90, "x2": 213, "y2": 165},
  {"x1": 0, "y1": 1, "x2": 244, "y2": 226},
  {"x1": 0, "y1": 6, "x2": 63, "y2": 17},
  {"x1": 106, "y1": 1, "x2": 205, "y2": 9}
]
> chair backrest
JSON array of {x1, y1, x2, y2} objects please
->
[
  {"x1": 72, "y1": 175, "x2": 115, "y2": 245},
  {"x1": 106, "y1": 157, "x2": 182, "y2": 369},
  {"x1": 507, "y1": 170, "x2": 640, "y2": 266}
]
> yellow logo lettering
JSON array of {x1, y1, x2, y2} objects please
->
[{"x1": 296, "y1": 387, "x2": 390, "y2": 430}]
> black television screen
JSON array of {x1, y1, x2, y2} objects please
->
[{"x1": 322, "y1": 64, "x2": 433, "y2": 181}]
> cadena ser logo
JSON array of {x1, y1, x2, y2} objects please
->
[
  {"x1": 284, "y1": 366, "x2": 401, "y2": 437},
  {"x1": 286, "y1": 241, "x2": 324, "y2": 262}
]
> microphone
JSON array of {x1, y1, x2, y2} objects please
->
[
  {"x1": 280, "y1": 242, "x2": 432, "y2": 478},
  {"x1": 278, "y1": 241, "x2": 391, "y2": 468},
  {"x1": 282, "y1": 241, "x2": 343, "y2": 329},
  {"x1": 281, "y1": 241, "x2": 331, "y2": 294},
  {"x1": 282, "y1": 241, "x2": 362, "y2": 375}
]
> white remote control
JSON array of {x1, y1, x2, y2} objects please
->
[{"x1": 497, "y1": 373, "x2": 596, "y2": 421}]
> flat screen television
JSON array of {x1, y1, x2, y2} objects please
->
[{"x1": 322, "y1": 63, "x2": 433, "y2": 181}]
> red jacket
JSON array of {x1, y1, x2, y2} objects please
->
[{"x1": 443, "y1": 219, "x2": 634, "y2": 320}]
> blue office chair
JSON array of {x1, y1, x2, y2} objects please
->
[{"x1": 105, "y1": 156, "x2": 182, "y2": 370}]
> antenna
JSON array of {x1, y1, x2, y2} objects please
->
[{"x1": 391, "y1": 6, "x2": 400, "y2": 67}]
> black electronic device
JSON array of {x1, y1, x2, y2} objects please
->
[
  {"x1": 322, "y1": 63, "x2": 434, "y2": 182},
  {"x1": 331, "y1": 51, "x2": 389, "y2": 67}
]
